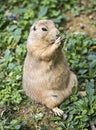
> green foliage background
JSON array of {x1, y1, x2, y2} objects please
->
[{"x1": 0, "y1": 0, "x2": 96, "y2": 130}]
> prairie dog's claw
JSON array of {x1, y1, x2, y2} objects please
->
[
  {"x1": 55, "y1": 37, "x2": 61, "y2": 44},
  {"x1": 52, "y1": 107, "x2": 64, "y2": 116},
  {"x1": 55, "y1": 36, "x2": 66, "y2": 44}
]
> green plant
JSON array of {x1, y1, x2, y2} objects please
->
[
  {"x1": 60, "y1": 80, "x2": 96, "y2": 130},
  {"x1": 64, "y1": 34, "x2": 96, "y2": 86},
  {"x1": 0, "y1": 118, "x2": 27, "y2": 130}
]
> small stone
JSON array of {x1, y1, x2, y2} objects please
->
[
  {"x1": 89, "y1": 15, "x2": 93, "y2": 19},
  {"x1": 80, "y1": 23, "x2": 86, "y2": 29}
]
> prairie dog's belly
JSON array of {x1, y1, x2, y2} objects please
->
[{"x1": 23, "y1": 54, "x2": 69, "y2": 92}]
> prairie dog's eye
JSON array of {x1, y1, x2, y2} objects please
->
[{"x1": 42, "y1": 27, "x2": 47, "y2": 31}]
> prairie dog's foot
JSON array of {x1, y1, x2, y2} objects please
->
[{"x1": 52, "y1": 107, "x2": 64, "y2": 116}]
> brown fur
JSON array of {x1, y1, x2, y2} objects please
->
[{"x1": 23, "y1": 20, "x2": 78, "y2": 116}]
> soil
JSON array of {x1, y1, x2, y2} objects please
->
[
  {"x1": 65, "y1": 12, "x2": 96, "y2": 37},
  {"x1": 15, "y1": 100, "x2": 63, "y2": 130}
]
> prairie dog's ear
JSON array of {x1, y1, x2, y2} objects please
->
[
  {"x1": 33, "y1": 26, "x2": 36, "y2": 31},
  {"x1": 30, "y1": 22, "x2": 37, "y2": 31}
]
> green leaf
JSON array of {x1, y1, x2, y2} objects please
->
[
  {"x1": 89, "y1": 60, "x2": 96, "y2": 68},
  {"x1": 34, "y1": 113, "x2": 43, "y2": 122},
  {"x1": 7, "y1": 25, "x2": 17, "y2": 32},
  {"x1": 88, "y1": 54, "x2": 96, "y2": 60},
  {"x1": 86, "y1": 80, "x2": 94, "y2": 95},
  {"x1": 72, "y1": 86, "x2": 78, "y2": 94},
  {"x1": 8, "y1": 63, "x2": 15, "y2": 70},
  {"x1": 15, "y1": 125, "x2": 21, "y2": 130},
  {"x1": 49, "y1": 116, "x2": 61, "y2": 121},
  {"x1": 38, "y1": 6, "x2": 48, "y2": 17},
  {"x1": 12, "y1": 28, "x2": 22, "y2": 42},
  {"x1": 40, "y1": 125, "x2": 48, "y2": 130}
]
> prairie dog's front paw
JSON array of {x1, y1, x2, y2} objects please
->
[
  {"x1": 55, "y1": 37, "x2": 61, "y2": 44},
  {"x1": 53, "y1": 37, "x2": 62, "y2": 49},
  {"x1": 55, "y1": 36, "x2": 65, "y2": 44}
]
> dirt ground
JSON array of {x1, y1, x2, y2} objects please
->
[
  {"x1": 65, "y1": 12, "x2": 96, "y2": 37},
  {"x1": 16, "y1": 101, "x2": 59, "y2": 130}
]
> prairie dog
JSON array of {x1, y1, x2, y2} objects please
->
[{"x1": 23, "y1": 20, "x2": 77, "y2": 116}]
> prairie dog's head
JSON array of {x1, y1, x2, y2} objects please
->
[{"x1": 27, "y1": 20, "x2": 60, "y2": 45}]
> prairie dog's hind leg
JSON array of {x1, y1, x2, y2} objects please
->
[
  {"x1": 51, "y1": 72, "x2": 78, "y2": 116},
  {"x1": 69, "y1": 71, "x2": 78, "y2": 87},
  {"x1": 52, "y1": 72, "x2": 77, "y2": 116},
  {"x1": 42, "y1": 72, "x2": 78, "y2": 116},
  {"x1": 42, "y1": 90, "x2": 64, "y2": 116}
]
